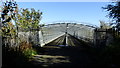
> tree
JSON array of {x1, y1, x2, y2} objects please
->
[
  {"x1": 103, "y1": 1, "x2": 120, "y2": 30},
  {"x1": 0, "y1": 0, "x2": 42, "y2": 47},
  {"x1": 0, "y1": 0, "x2": 18, "y2": 47},
  {"x1": 16, "y1": 8, "x2": 42, "y2": 32},
  {"x1": 14, "y1": 8, "x2": 42, "y2": 45}
]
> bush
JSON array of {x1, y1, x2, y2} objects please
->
[
  {"x1": 23, "y1": 48, "x2": 37, "y2": 59},
  {"x1": 18, "y1": 41, "x2": 38, "y2": 59},
  {"x1": 97, "y1": 38, "x2": 120, "y2": 67},
  {"x1": 2, "y1": 41, "x2": 38, "y2": 68}
]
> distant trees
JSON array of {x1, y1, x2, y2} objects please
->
[{"x1": 103, "y1": 1, "x2": 120, "y2": 30}]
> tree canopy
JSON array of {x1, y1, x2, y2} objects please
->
[
  {"x1": 103, "y1": 1, "x2": 120, "y2": 30},
  {"x1": 0, "y1": 0, "x2": 18, "y2": 37},
  {"x1": 16, "y1": 8, "x2": 42, "y2": 32},
  {"x1": 0, "y1": 0, "x2": 43, "y2": 38}
]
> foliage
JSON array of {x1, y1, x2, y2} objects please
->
[
  {"x1": 103, "y1": 1, "x2": 120, "y2": 30},
  {"x1": 1, "y1": 0, "x2": 43, "y2": 47},
  {"x1": 19, "y1": 41, "x2": 38, "y2": 58},
  {"x1": 0, "y1": 0, "x2": 43, "y2": 36},
  {"x1": 0, "y1": 22, "x2": 16, "y2": 37},
  {"x1": 2, "y1": 41, "x2": 38, "y2": 68},
  {"x1": 101, "y1": 38, "x2": 120, "y2": 65},
  {"x1": 16, "y1": 8, "x2": 42, "y2": 32},
  {"x1": 23, "y1": 49, "x2": 37, "y2": 59},
  {"x1": 0, "y1": 0, "x2": 18, "y2": 37},
  {"x1": 1, "y1": 1, "x2": 43, "y2": 67}
]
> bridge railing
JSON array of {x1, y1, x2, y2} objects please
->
[
  {"x1": 66, "y1": 23, "x2": 95, "y2": 45},
  {"x1": 2, "y1": 23, "x2": 96, "y2": 47},
  {"x1": 40, "y1": 26, "x2": 65, "y2": 46}
]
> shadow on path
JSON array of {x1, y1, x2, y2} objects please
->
[{"x1": 30, "y1": 45, "x2": 98, "y2": 68}]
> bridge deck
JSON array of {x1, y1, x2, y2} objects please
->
[{"x1": 29, "y1": 34, "x2": 98, "y2": 68}]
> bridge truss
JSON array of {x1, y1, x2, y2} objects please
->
[{"x1": 40, "y1": 22, "x2": 96, "y2": 46}]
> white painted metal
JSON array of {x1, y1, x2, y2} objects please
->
[{"x1": 16, "y1": 23, "x2": 95, "y2": 47}]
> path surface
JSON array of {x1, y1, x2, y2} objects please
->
[
  {"x1": 30, "y1": 34, "x2": 98, "y2": 68},
  {"x1": 31, "y1": 46, "x2": 97, "y2": 68}
]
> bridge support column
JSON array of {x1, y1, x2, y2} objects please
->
[
  {"x1": 39, "y1": 30, "x2": 45, "y2": 47},
  {"x1": 66, "y1": 34, "x2": 68, "y2": 46}
]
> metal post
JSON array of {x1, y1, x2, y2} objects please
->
[{"x1": 65, "y1": 23, "x2": 68, "y2": 46}]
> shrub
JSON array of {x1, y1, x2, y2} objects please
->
[{"x1": 18, "y1": 41, "x2": 38, "y2": 59}]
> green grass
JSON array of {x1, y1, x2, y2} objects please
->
[{"x1": 23, "y1": 48, "x2": 38, "y2": 59}]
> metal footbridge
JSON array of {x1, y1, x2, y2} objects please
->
[{"x1": 18, "y1": 22, "x2": 97, "y2": 47}]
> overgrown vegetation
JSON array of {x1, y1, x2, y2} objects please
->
[
  {"x1": 103, "y1": 1, "x2": 120, "y2": 30},
  {"x1": 91, "y1": 1, "x2": 120, "y2": 67},
  {"x1": 2, "y1": 41, "x2": 38, "y2": 68},
  {"x1": 0, "y1": 0, "x2": 42, "y2": 67},
  {"x1": 19, "y1": 41, "x2": 38, "y2": 58}
]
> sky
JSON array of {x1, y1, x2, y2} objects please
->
[
  {"x1": 0, "y1": 2, "x2": 112, "y2": 26},
  {"x1": 0, "y1": 0, "x2": 113, "y2": 2},
  {"x1": 17, "y1": 2, "x2": 111, "y2": 26}
]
